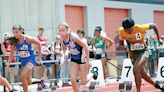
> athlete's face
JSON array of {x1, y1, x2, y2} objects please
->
[
  {"x1": 94, "y1": 31, "x2": 100, "y2": 38},
  {"x1": 13, "y1": 29, "x2": 22, "y2": 39},
  {"x1": 58, "y1": 25, "x2": 68, "y2": 36},
  {"x1": 125, "y1": 26, "x2": 134, "y2": 34}
]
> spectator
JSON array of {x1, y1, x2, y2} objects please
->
[
  {"x1": 148, "y1": 36, "x2": 158, "y2": 77},
  {"x1": 114, "y1": 31, "x2": 127, "y2": 79},
  {"x1": 35, "y1": 26, "x2": 49, "y2": 79},
  {"x1": 1, "y1": 32, "x2": 16, "y2": 83}
]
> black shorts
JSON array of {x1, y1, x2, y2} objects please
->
[
  {"x1": 95, "y1": 52, "x2": 106, "y2": 59},
  {"x1": 10, "y1": 65, "x2": 15, "y2": 67},
  {"x1": 71, "y1": 58, "x2": 85, "y2": 64}
]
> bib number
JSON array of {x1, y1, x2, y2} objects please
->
[
  {"x1": 144, "y1": 50, "x2": 150, "y2": 58},
  {"x1": 101, "y1": 53, "x2": 106, "y2": 57},
  {"x1": 96, "y1": 48, "x2": 103, "y2": 54},
  {"x1": 135, "y1": 33, "x2": 142, "y2": 40},
  {"x1": 18, "y1": 51, "x2": 30, "y2": 58},
  {"x1": 130, "y1": 43, "x2": 144, "y2": 51},
  {"x1": 27, "y1": 62, "x2": 34, "y2": 70}
]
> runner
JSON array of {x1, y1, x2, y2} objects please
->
[
  {"x1": 52, "y1": 35, "x2": 63, "y2": 79},
  {"x1": 91, "y1": 26, "x2": 114, "y2": 79},
  {"x1": 58, "y1": 22, "x2": 91, "y2": 92},
  {"x1": 8, "y1": 25, "x2": 43, "y2": 92},
  {"x1": 118, "y1": 17, "x2": 163, "y2": 92}
]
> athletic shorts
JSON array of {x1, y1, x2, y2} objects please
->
[
  {"x1": 95, "y1": 52, "x2": 106, "y2": 59},
  {"x1": 20, "y1": 56, "x2": 38, "y2": 67},
  {"x1": 130, "y1": 48, "x2": 147, "y2": 64},
  {"x1": 71, "y1": 58, "x2": 85, "y2": 64}
]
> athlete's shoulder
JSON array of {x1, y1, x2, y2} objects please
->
[
  {"x1": 135, "y1": 24, "x2": 150, "y2": 31},
  {"x1": 70, "y1": 32, "x2": 80, "y2": 41},
  {"x1": 135, "y1": 24, "x2": 149, "y2": 28},
  {"x1": 118, "y1": 27, "x2": 125, "y2": 34},
  {"x1": 25, "y1": 35, "x2": 35, "y2": 40},
  {"x1": 118, "y1": 27, "x2": 124, "y2": 31},
  {"x1": 25, "y1": 35, "x2": 38, "y2": 44}
]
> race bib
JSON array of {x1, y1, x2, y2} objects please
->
[
  {"x1": 101, "y1": 53, "x2": 106, "y2": 57},
  {"x1": 144, "y1": 51, "x2": 150, "y2": 58},
  {"x1": 18, "y1": 51, "x2": 30, "y2": 58},
  {"x1": 27, "y1": 62, "x2": 34, "y2": 70},
  {"x1": 96, "y1": 48, "x2": 103, "y2": 54},
  {"x1": 130, "y1": 43, "x2": 144, "y2": 51}
]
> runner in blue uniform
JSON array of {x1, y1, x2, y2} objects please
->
[
  {"x1": 58, "y1": 22, "x2": 90, "y2": 92},
  {"x1": 7, "y1": 25, "x2": 43, "y2": 92}
]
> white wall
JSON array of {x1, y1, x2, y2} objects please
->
[
  {"x1": 0, "y1": 0, "x2": 56, "y2": 43},
  {"x1": 0, "y1": 0, "x2": 164, "y2": 43}
]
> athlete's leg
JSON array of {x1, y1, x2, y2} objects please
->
[
  {"x1": 140, "y1": 55, "x2": 155, "y2": 85},
  {"x1": 70, "y1": 62, "x2": 79, "y2": 92},
  {"x1": 19, "y1": 62, "x2": 34, "y2": 92},
  {"x1": 0, "y1": 75, "x2": 12, "y2": 91},
  {"x1": 79, "y1": 64, "x2": 89, "y2": 85},
  {"x1": 101, "y1": 57, "x2": 108, "y2": 79},
  {"x1": 133, "y1": 54, "x2": 143, "y2": 92},
  {"x1": 27, "y1": 69, "x2": 34, "y2": 85}
]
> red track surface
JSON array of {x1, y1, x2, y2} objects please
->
[{"x1": 57, "y1": 81, "x2": 161, "y2": 92}]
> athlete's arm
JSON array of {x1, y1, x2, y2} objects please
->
[
  {"x1": 26, "y1": 36, "x2": 43, "y2": 64},
  {"x1": 91, "y1": 38, "x2": 96, "y2": 54},
  {"x1": 119, "y1": 40, "x2": 127, "y2": 50},
  {"x1": 103, "y1": 37, "x2": 114, "y2": 49},
  {"x1": 149, "y1": 23, "x2": 160, "y2": 42}
]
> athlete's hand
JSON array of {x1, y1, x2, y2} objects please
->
[{"x1": 37, "y1": 58, "x2": 43, "y2": 65}]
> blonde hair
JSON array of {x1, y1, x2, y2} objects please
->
[
  {"x1": 58, "y1": 22, "x2": 70, "y2": 30},
  {"x1": 38, "y1": 25, "x2": 45, "y2": 31}
]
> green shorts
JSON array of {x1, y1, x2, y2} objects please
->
[{"x1": 130, "y1": 48, "x2": 147, "y2": 64}]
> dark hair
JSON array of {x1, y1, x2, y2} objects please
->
[
  {"x1": 95, "y1": 26, "x2": 102, "y2": 33},
  {"x1": 122, "y1": 17, "x2": 135, "y2": 29},
  {"x1": 77, "y1": 29, "x2": 85, "y2": 37},
  {"x1": 12, "y1": 25, "x2": 23, "y2": 30},
  {"x1": 95, "y1": 26, "x2": 102, "y2": 31},
  {"x1": 12, "y1": 25, "x2": 25, "y2": 34},
  {"x1": 9, "y1": 37, "x2": 17, "y2": 45},
  {"x1": 22, "y1": 28, "x2": 25, "y2": 34}
]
